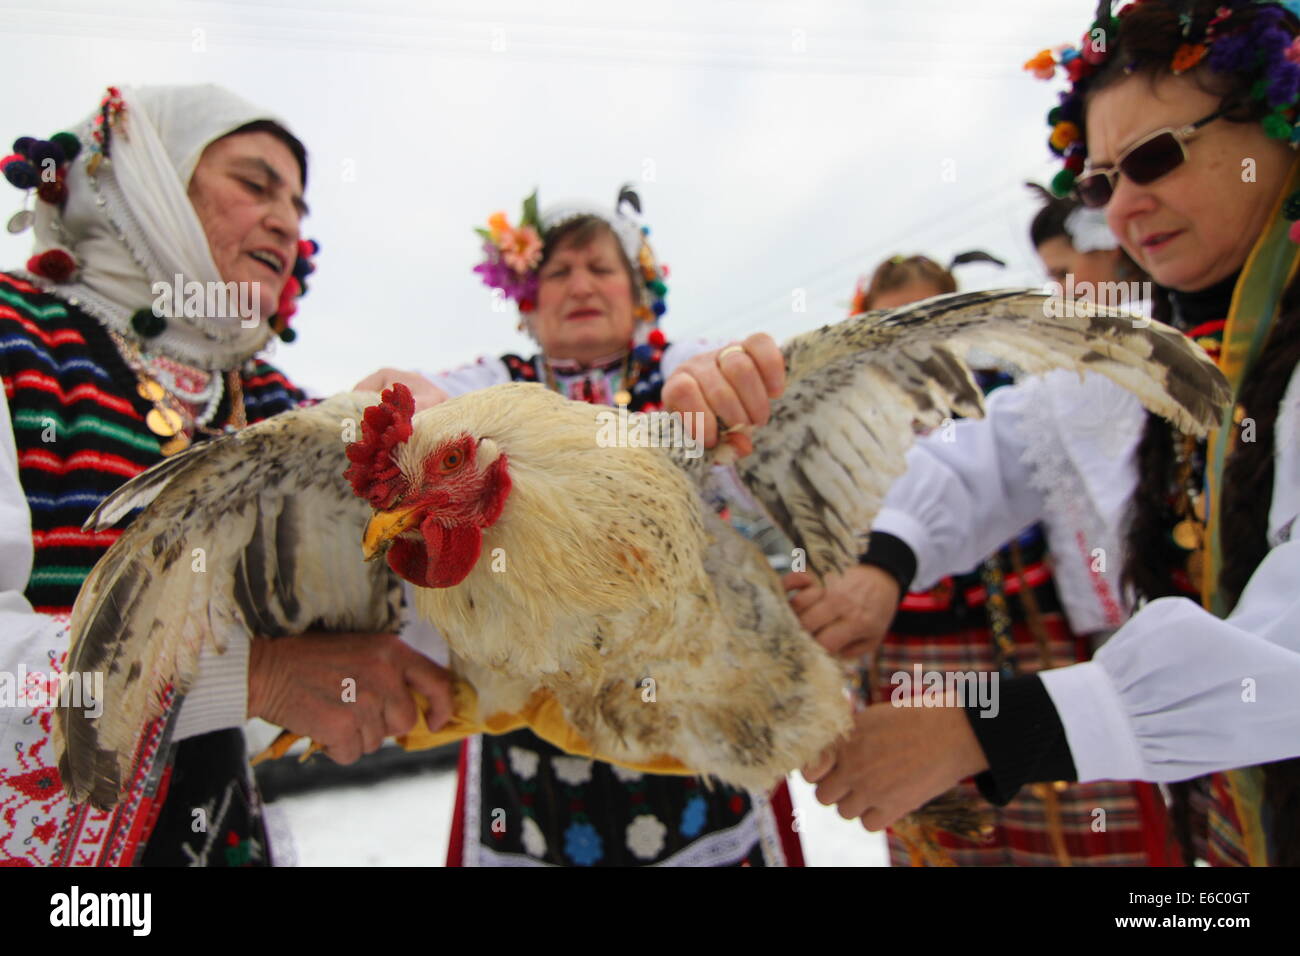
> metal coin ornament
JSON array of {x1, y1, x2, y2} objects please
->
[
  {"x1": 137, "y1": 380, "x2": 166, "y2": 403},
  {"x1": 145, "y1": 406, "x2": 184, "y2": 438},
  {"x1": 159, "y1": 434, "x2": 191, "y2": 456},
  {"x1": 1172, "y1": 518, "x2": 1202, "y2": 551},
  {"x1": 6, "y1": 208, "x2": 33, "y2": 234}
]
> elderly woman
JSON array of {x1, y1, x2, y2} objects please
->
[
  {"x1": 0, "y1": 84, "x2": 448, "y2": 866},
  {"x1": 359, "y1": 187, "x2": 806, "y2": 866},
  {"x1": 801, "y1": 0, "x2": 1300, "y2": 867}
]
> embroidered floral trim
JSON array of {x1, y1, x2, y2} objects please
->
[
  {"x1": 1017, "y1": 380, "x2": 1129, "y2": 632},
  {"x1": 507, "y1": 746, "x2": 539, "y2": 781},
  {"x1": 551, "y1": 755, "x2": 594, "y2": 787},
  {"x1": 626, "y1": 814, "x2": 668, "y2": 859}
]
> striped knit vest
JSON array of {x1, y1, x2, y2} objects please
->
[{"x1": 0, "y1": 271, "x2": 304, "y2": 613}]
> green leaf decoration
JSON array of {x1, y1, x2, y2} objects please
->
[{"x1": 521, "y1": 190, "x2": 540, "y2": 231}]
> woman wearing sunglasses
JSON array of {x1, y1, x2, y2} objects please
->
[{"x1": 802, "y1": 0, "x2": 1300, "y2": 866}]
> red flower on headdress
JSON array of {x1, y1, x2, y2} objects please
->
[
  {"x1": 1066, "y1": 57, "x2": 1096, "y2": 83},
  {"x1": 1080, "y1": 30, "x2": 1108, "y2": 66}
]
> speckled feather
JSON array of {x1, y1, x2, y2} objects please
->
[
  {"x1": 59, "y1": 393, "x2": 403, "y2": 810},
  {"x1": 738, "y1": 288, "x2": 1231, "y2": 578}
]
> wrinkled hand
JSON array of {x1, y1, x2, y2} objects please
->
[
  {"x1": 785, "y1": 564, "x2": 900, "y2": 660},
  {"x1": 352, "y1": 368, "x2": 450, "y2": 413},
  {"x1": 248, "y1": 631, "x2": 454, "y2": 765},
  {"x1": 661, "y1": 334, "x2": 785, "y2": 457},
  {"x1": 802, "y1": 702, "x2": 989, "y2": 830}
]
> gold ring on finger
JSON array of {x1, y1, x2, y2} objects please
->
[{"x1": 716, "y1": 344, "x2": 746, "y2": 366}]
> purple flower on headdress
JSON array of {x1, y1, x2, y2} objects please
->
[
  {"x1": 1256, "y1": 5, "x2": 1287, "y2": 29},
  {"x1": 472, "y1": 240, "x2": 539, "y2": 304},
  {"x1": 1260, "y1": 25, "x2": 1290, "y2": 59},
  {"x1": 1267, "y1": 60, "x2": 1300, "y2": 106},
  {"x1": 1207, "y1": 31, "x2": 1258, "y2": 72}
]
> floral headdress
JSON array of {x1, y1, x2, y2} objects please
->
[
  {"x1": 1025, "y1": 0, "x2": 1300, "y2": 198},
  {"x1": 472, "y1": 184, "x2": 670, "y2": 343}
]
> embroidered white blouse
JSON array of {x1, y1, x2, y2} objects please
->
[{"x1": 872, "y1": 367, "x2": 1300, "y2": 783}]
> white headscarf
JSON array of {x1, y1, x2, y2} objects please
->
[{"x1": 25, "y1": 84, "x2": 302, "y2": 370}]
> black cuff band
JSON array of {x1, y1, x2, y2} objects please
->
[
  {"x1": 859, "y1": 531, "x2": 918, "y2": 596},
  {"x1": 963, "y1": 674, "x2": 1077, "y2": 806}
]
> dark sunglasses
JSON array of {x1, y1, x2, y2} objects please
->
[{"x1": 1075, "y1": 107, "x2": 1226, "y2": 208}]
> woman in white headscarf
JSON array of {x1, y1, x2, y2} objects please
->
[{"x1": 0, "y1": 84, "x2": 449, "y2": 866}]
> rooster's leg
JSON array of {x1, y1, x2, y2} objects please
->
[{"x1": 250, "y1": 730, "x2": 322, "y2": 766}]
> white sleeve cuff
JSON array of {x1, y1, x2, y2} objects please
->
[
  {"x1": 870, "y1": 507, "x2": 935, "y2": 588},
  {"x1": 1039, "y1": 660, "x2": 1146, "y2": 783},
  {"x1": 171, "y1": 631, "x2": 250, "y2": 741}
]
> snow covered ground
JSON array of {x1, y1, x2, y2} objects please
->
[{"x1": 268, "y1": 769, "x2": 888, "y2": 867}]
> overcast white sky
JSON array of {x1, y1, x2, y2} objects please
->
[{"x1": 2, "y1": 0, "x2": 1094, "y2": 395}]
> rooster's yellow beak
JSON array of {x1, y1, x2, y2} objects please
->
[{"x1": 362, "y1": 503, "x2": 426, "y2": 560}]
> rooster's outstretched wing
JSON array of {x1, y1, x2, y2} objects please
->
[
  {"x1": 59, "y1": 392, "x2": 401, "y2": 810},
  {"x1": 736, "y1": 288, "x2": 1230, "y2": 578}
]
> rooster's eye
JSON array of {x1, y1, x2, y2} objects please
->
[{"x1": 440, "y1": 451, "x2": 463, "y2": 473}]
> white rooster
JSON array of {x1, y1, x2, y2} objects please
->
[{"x1": 58, "y1": 290, "x2": 1229, "y2": 810}]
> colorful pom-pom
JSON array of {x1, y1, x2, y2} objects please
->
[
  {"x1": 647, "y1": 279, "x2": 667, "y2": 297},
  {"x1": 2, "y1": 155, "x2": 38, "y2": 190},
  {"x1": 647, "y1": 328, "x2": 666, "y2": 347},
  {"x1": 1263, "y1": 111, "x2": 1294, "y2": 140},
  {"x1": 27, "y1": 249, "x2": 77, "y2": 283},
  {"x1": 1050, "y1": 169, "x2": 1076, "y2": 197},
  {"x1": 1289, "y1": 219, "x2": 1300, "y2": 244},
  {"x1": 12, "y1": 137, "x2": 35, "y2": 157},
  {"x1": 1024, "y1": 49, "x2": 1057, "y2": 80},
  {"x1": 651, "y1": 300, "x2": 666, "y2": 317},
  {"x1": 49, "y1": 132, "x2": 81, "y2": 161},
  {"x1": 1047, "y1": 106, "x2": 1063, "y2": 127},
  {"x1": 1080, "y1": 33, "x2": 1108, "y2": 66},
  {"x1": 518, "y1": 298, "x2": 535, "y2": 313},
  {"x1": 1065, "y1": 57, "x2": 1094, "y2": 83},
  {"x1": 29, "y1": 140, "x2": 65, "y2": 167},
  {"x1": 279, "y1": 326, "x2": 297, "y2": 343},
  {"x1": 1049, "y1": 121, "x2": 1080, "y2": 152},
  {"x1": 1065, "y1": 152, "x2": 1086, "y2": 174},
  {"x1": 36, "y1": 178, "x2": 67, "y2": 205},
  {"x1": 130, "y1": 307, "x2": 166, "y2": 337},
  {"x1": 632, "y1": 344, "x2": 655, "y2": 363},
  {"x1": 660, "y1": 264, "x2": 669, "y2": 277}
]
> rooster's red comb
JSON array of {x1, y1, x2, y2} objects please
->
[{"x1": 345, "y1": 383, "x2": 416, "y2": 508}]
